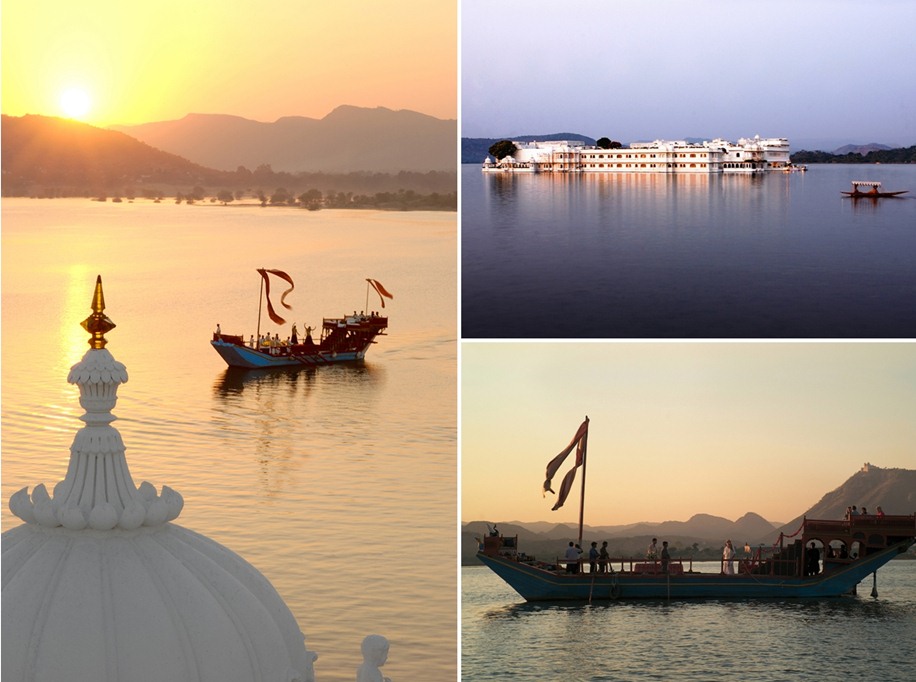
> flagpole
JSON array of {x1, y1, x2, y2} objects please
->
[
  {"x1": 365, "y1": 280, "x2": 370, "y2": 314},
  {"x1": 256, "y1": 270, "x2": 264, "y2": 342},
  {"x1": 577, "y1": 415, "x2": 589, "y2": 547}
]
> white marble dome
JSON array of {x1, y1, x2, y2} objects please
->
[{"x1": 2, "y1": 277, "x2": 317, "y2": 682}]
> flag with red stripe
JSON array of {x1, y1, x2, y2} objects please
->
[
  {"x1": 257, "y1": 268, "x2": 294, "y2": 324},
  {"x1": 543, "y1": 418, "x2": 589, "y2": 511},
  {"x1": 367, "y1": 278, "x2": 394, "y2": 308}
]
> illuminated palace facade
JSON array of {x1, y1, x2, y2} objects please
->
[{"x1": 482, "y1": 136, "x2": 792, "y2": 174}]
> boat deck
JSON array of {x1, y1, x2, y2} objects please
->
[{"x1": 477, "y1": 515, "x2": 915, "y2": 600}]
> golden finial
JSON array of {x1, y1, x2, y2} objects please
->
[{"x1": 80, "y1": 275, "x2": 116, "y2": 349}]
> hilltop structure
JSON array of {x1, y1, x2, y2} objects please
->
[
  {"x1": 483, "y1": 136, "x2": 793, "y2": 174},
  {"x1": 1, "y1": 277, "x2": 382, "y2": 681}
]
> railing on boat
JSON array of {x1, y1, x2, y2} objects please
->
[{"x1": 480, "y1": 514, "x2": 915, "y2": 579}]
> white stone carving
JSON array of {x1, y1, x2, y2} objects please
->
[
  {"x1": 3, "y1": 277, "x2": 393, "y2": 682},
  {"x1": 357, "y1": 635, "x2": 392, "y2": 682},
  {"x1": 2, "y1": 279, "x2": 320, "y2": 681}
]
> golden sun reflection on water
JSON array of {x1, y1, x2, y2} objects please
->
[{"x1": 2, "y1": 199, "x2": 457, "y2": 682}]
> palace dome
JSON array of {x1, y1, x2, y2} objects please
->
[{"x1": 2, "y1": 277, "x2": 317, "y2": 682}]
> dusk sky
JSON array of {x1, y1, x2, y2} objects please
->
[
  {"x1": 2, "y1": 0, "x2": 456, "y2": 127},
  {"x1": 462, "y1": 342, "x2": 916, "y2": 526},
  {"x1": 461, "y1": 0, "x2": 916, "y2": 150}
]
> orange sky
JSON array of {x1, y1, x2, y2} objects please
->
[
  {"x1": 462, "y1": 342, "x2": 916, "y2": 526},
  {"x1": 2, "y1": 0, "x2": 456, "y2": 127}
]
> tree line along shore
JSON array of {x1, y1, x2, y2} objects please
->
[{"x1": 790, "y1": 145, "x2": 916, "y2": 164}]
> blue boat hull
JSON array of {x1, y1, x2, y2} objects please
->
[
  {"x1": 478, "y1": 540, "x2": 913, "y2": 601},
  {"x1": 210, "y1": 340, "x2": 367, "y2": 369}
]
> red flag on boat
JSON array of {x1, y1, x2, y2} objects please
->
[
  {"x1": 366, "y1": 278, "x2": 394, "y2": 308},
  {"x1": 257, "y1": 268, "x2": 294, "y2": 324},
  {"x1": 543, "y1": 417, "x2": 589, "y2": 511}
]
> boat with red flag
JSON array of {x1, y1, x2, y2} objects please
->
[
  {"x1": 210, "y1": 269, "x2": 392, "y2": 369},
  {"x1": 477, "y1": 417, "x2": 916, "y2": 601}
]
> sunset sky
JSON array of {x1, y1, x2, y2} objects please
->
[
  {"x1": 2, "y1": 0, "x2": 456, "y2": 127},
  {"x1": 462, "y1": 342, "x2": 916, "y2": 527},
  {"x1": 462, "y1": 0, "x2": 916, "y2": 150}
]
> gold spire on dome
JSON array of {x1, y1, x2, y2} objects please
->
[{"x1": 80, "y1": 275, "x2": 116, "y2": 349}]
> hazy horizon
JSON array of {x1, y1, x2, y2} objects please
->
[
  {"x1": 461, "y1": 0, "x2": 916, "y2": 149},
  {"x1": 462, "y1": 343, "x2": 916, "y2": 527},
  {"x1": 2, "y1": 1, "x2": 457, "y2": 127},
  {"x1": 463, "y1": 512, "x2": 788, "y2": 527}
]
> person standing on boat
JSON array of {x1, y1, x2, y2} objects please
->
[
  {"x1": 291, "y1": 323, "x2": 298, "y2": 345},
  {"x1": 722, "y1": 540, "x2": 736, "y2": 575},
  {"x1": 806, "y1": 542, "x2": 820, "y2": 576},
  {"x1": 588, "y1": 542, "x2": 600, "y2": 573},
  {"x1": 565, "y1": 542, "x2": 582, "y2": 574},
  {"x1": 660, "y1": 541, "x2": 671, "y2": 574},
  {"x1": 599, "y1": 541, "x2": 611, "y2": 573}
]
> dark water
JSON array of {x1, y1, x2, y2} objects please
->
[
  {"x1": 462, "y1": 563, "x2": 916, "y2": 681},
  {"x1": 461, "y1": 165, "x2": 916, "y2": 338}
]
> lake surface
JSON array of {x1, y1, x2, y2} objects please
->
[
  {"x1": 462, "y1": 562, "x2": 916, "y2": 681},
  {"x1": 461, "y1": 164, "x2": 916, "y2": 338},
  {"x1": 1, "y1": 199, "x2": 457, "y2": 681}
]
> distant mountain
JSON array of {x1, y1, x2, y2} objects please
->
[
  {"x1": 776, "y1": 464, "x2": 916, "y2": 536},
  {"x1": 462, "y1": 464, "x2": 915, "y2": 564},
  {"x1": 462, "y1": 133, "x2": 597, "y2": 164},
  {"x1": 1, "y1": 114, "x2": 222, "y2": 195},
  {"x1": 1, "y1": 114, "x2": 457, "y2": 203},
  {"x1": 112, "y1": 105, "x2": 456, "y2": 173},
  {"x1": 833, "y1": 143, "x2": 892, "y2": 155}
]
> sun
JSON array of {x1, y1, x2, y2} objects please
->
[{"x1": 59, "y1": 87, "x2": 92, "y2": 120}]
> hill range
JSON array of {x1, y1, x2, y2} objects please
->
[
  {"x1": 462, "y1": 464, "x2": 916, "y2": 565},
  {"x1": 113, "y1": 105, "x2": 456, "y2": 174},
  {"x1": 2, "y1": 111, "x2": 457, "y2": 200}
]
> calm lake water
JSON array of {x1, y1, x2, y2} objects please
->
[
  {"x1": 1, "y1": 199, "x2": 457, "y2": 681},
  {"x1": 462, "y1": 562, "x2": 916, "y2": 681},
  {"x1": 461, "y1": 164, "x2": 916, "y2": 338}
]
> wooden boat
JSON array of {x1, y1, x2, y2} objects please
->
[
  {"x1": 476, "y1": 417, "x2": 916, "y2": 601},
  {"x1": 478, "y1": 516, "x2": 915, "y2": 601},
  {"x1": 211, "y1": 269, "x2": 391, "y2": 369},
  {"x1": 841, "y1": 181, "x2": 908, "y2": 198}
]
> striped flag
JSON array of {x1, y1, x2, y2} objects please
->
[
  {"x1": 257, "y1": 268, "x2": 294, "y2": 324},
  {"x1": 367, "y1": 278, "x2": 394, "y2": 308},
  {"x1": 543, "y1": 418, "x2": 589, "y2": 511}
]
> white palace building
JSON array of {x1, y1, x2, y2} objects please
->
[{"x1": 482, "y1": 136, "x2": 794, "y2": 174}]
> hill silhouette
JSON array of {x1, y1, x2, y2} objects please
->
[
  {"x1": 1, "y1": 114, "x2": 221, "y2": 196},
  {"x1": 2, "y1": 114, "x2": 456, "y2": 206},
  {"x1": 112, "y1": 105, "x2": 456, "y2": 173},
  {"x1": 462, "y1": 464, "x2": 915, "y2": 564},
  {"x1": 776, "y1": 464, "x2": 916, "y2": 536}
]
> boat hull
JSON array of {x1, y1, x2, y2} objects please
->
[
  {"x1": 477, "y1": 540, "x2": 913, "y2": 601},
  {"x1": 842, "y1": 191, "x2": 908, "y2": 198},
  {"x1": 210, "y1": 339, "x2": 368, "y2": 369}
]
